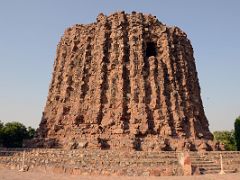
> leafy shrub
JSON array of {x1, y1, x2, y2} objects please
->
[{"x1": 213, "y1": 130, "x2": 236, "y2": 151}]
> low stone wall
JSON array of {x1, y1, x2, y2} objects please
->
[
  {"x1": 198, "y1": 151, "x2": 240, "y2": 172},
  {"x1": 1, "y1": 149, "x2": 240, "y2": 176},
  {"x1": 0, "y1": 148, "x2": 183, "y2": 176}
]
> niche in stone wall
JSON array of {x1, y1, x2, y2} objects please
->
[{"x1": 146, "y1": 42, "x2": 157, "y2": 57}]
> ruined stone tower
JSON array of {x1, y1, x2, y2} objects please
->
[{"x1": 35, "y1": 11, "x2": 216, "y2": 151}]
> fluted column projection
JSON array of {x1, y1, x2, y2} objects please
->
[{"x1": 37, "y1": 11, "x2": 214, "y2": 150}]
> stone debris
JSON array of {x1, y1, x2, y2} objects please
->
[{"x1": 32, "y1": 11, "x2": 218, "y2": 151}]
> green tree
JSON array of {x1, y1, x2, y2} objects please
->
[
  {"x1": 0, "y1": 120, "x2": 3, "y2": 129},
  {"x1": 1, "y1": 122, "x2": 28, "y2": 147},
  {"x1": 27, "y1": 126, "x2": 36, "y2": 139},
  {"x1": 213, "y1": 130, "x2": 236, "y2": 151},
  {"x1": 234, "y1": 116, "x2": 240, "y2": 151}
]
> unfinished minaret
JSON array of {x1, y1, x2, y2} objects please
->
[{"x1": 34, "y1": 11, "x2": 217, "y2": 151}]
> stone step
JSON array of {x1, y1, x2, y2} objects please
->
[
  {"x1": 193, "y1": 164, "x2": 220, "y2": 168},
  {"x1": 190, "y1": 157, "x2": 205, "y2": 159},
  {"x1": 1, "y1": 156, "x2": 179, "y2": 162},
  {"x1": 199, "y1": 166, "x2": 221, "y2": 171},
  {"x1": 69, "y1": 159, "x2": 179, "y2": 165},
  {"x1": 191, "y1": 160, "x2": 215, "y2": 164},
  {"x1": 203, "y1": 169, "x2": 237, "y2": 174},
  {"x1": 191, "y1": 160, "x2": 212, "y2": 163}
]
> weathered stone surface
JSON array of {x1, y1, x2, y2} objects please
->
[{"x1": 34, "y1": 11, "x2": 214, "y2": 150}]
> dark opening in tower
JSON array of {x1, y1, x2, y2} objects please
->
[{"x1": 146, "y1": 42, "x2": 157, "y2": 57}]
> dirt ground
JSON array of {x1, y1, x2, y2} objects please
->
[{"x1": 0, "y1": 168, "x2": 239, "y2": 180}]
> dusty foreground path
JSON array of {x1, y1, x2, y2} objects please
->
[{"x1": 0, "y1": 168, "x2": 239, "y2": 180}]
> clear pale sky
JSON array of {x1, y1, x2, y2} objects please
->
[{"x1": 0, "y1": 0, "x2": 239, "y2": 131}]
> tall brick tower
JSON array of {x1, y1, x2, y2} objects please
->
[{"x1": 34, "y1": 11, "x2": 216, "y2": 151}]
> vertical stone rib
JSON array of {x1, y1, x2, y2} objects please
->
[
  {"x1": 79, "y1": 25, "x2": 99, "y2": 124},
  {"x1": 166, "y1": 28, "x2": 186, "y2": 136},
  {"x1": 119, "y1": 12, "x2": 130, "y2": 131},
  {"x1": 79, "y1": 38, "x2": 92, "y2": 101},
  {"x1": 57, "y1": 28, "x2": 85, "y2": 126},
  {"x1": 163, "y1": 62, "x2": 176, "y2": 136},
  {"x1": 70, "y1": 27, "x2": 94, "y2": 125},
  {"x1": 141, "y1": 14, "x2": 155, "y2": 134},
  {"x1": 170, "y1": 28, "x2": 191, "y2": 137},
  {"x1": 54, "y1": 37, "x2": 69, "y2": 96},
  {"x1": 154, "y1": 42, "x2": 172, "y2": 137},
  {"x1": 82, "y1": 15, "x2": 111, "y2": 126},
  {"x1": 150, "y1": 25, "x2": 167, "y2": 134},
  {"x1": 128, "y1": 13, "x2": 148, "y2": 135},
  {"x1": 165, "y1": 29, "x2": 181, "y2": 136},
  {"x1": 157, "y1": 31, "x2": 177, "y2": 136},
  {"x1": 128, "y1": 13, "x2": 140, "y2": 134},
  {"x1": 148, "y1": 56, "x2": 160, "y2": 132},
  {"x1": 151, "y1": 55, "x2": 163, "y2": 133},
  {"x1": 100, "y1": 15, "x2": 117, "y2": 127},
  {"x1": 108, "y1": 13, "x2": 123, "y2": 131},
  {"x1": 95, "y1": 15, "x2": 111, "y2": 126}
]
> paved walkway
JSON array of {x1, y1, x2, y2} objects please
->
[{"x1": 0, "y1": 168, "x2": 239, "y2": 180}]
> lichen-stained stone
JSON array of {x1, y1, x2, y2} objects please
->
[{"x1": 33, "y1": 11, "x2": 215, "y2": 151}]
